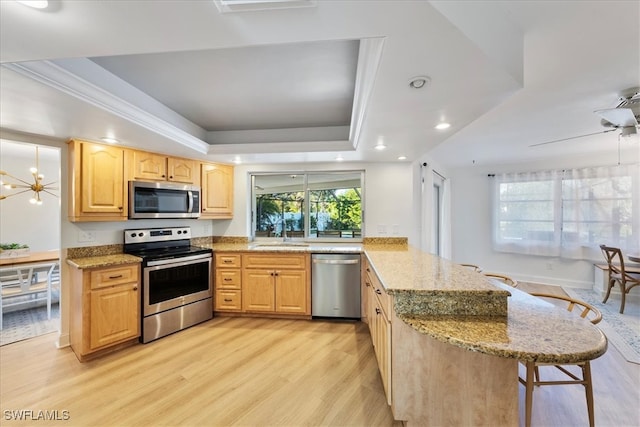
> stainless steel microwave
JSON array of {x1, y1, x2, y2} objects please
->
[{"x1": 129, "y1": 181, "x2": 201, "y2": 219}]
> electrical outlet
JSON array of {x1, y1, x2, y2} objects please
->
[
  {"x1": 79, "y1": 230, "x2": 96, "y2": 242},
  {"x1": 378, "y1": 224, "x2": 387, "y2": 234},
  {"x1": 392, "y1": 224, "x2": 400, "y2": 235}
]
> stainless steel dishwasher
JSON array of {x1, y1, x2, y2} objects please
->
[{"x1": 311, "y1": 253, "x2": 361, "y2": 319}]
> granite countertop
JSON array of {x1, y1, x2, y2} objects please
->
[
  {"x1": 66, "y1": 253, "x2": 142, "y2": 269},
  {"x1": 398, "y1": 281, "x2": 608, "y2": 363},
  {"x1": 363, "y1": 244, "x2": 607, "y2": 363}
]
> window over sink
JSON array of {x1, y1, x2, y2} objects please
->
[{"x1": 250, "y1": 171, "x2": 364, "y2": 241}]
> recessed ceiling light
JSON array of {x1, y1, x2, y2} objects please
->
[
  {"x1": 375, "y1": 143, "x2": 386, "y2": 151},
  {"x1": 232, "y1": 156, "x2": 242, "y2": 164},
  {"x1": 100, "y1": 137, "x2": 120, "y2": 144},
  {"x1": 409, "y1": 75, "x2": 431, "y2": 89},
  {"x1": 435, "y1": 122, "x2": 451, "y2": 130},
  {"x1": 398, "y1": 155, "x2": 407, "y2": 160},
  {"x1": 335, "y1": 155, "x2": 344, "y2": 162},
  {"x1": 16, "y1": 0, "x2": 48, "y2": 9}
]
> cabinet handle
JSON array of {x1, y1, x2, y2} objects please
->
[
  {"x1": 224, "y1": 298, "x2": 232, "y2": 302},
  {"x1": 223, "y1": 260, "x2": 232, "y2": 263},
  {"x1": 169, "y1": 176, "x2": 173, "y2": 179},
  {"x1": 118, "y1": 207, "x2": 123, "y2": 210},
  {"x1": 274, "y1": 271, "x2": 279, "y2": 276},
  {"x1": 162, "y1": 174, "x2": 166, "y2": 178},
  {"x1": 366, "y1": 267, "x2": 371, "y2": 272},
  {"x1": 365, "y1": 281, "x2": 370, "y2": 287},
  {"x1": 224, "y1": 278, "x2": 232, "y2": 281},
  {"x1": 375, "y1": 289, "x2": 382, "y2": 295},
  {"x1": 109, "y1": 274, "x2": 123, "y2": 279},
  {"x1": 133, "y1": 286, "x2": 138, "y2": 291},
  {"x1": 375, "y1": 308, "x2": 381, "y2": 315},
  {"x1": 203, "y1": 208, "x2": 207, "y2": 211}
]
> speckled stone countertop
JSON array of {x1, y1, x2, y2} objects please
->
[
  {"x1": 362, "y1": 244, "x2": 606, "y2": 363},
  {"x1": 364, "y1": 245, "x2": 510, "y2": 316},
  {"x1": 398, "y1": 281, "x2": 608, "y2": 363},
  {"x1": 66, "y1": 253, "x2": 142, "y2": 269}
]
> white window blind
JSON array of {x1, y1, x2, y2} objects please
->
[{"x1": 491, "y1": 164, "x2": 639, "y2": 259}]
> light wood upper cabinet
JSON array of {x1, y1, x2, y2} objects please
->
[
  {"x1": 201, "y1": 162, "x2": 234, "y2": 219},
  {"x1": 68, "y1": 139, "x2": 127, "y2": 222},
  {"x1": 129, "y1": 150, "x2": 197, "y2": 184}
]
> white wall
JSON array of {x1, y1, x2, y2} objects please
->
[
  {"x1": 447, "y1": 151, "x2": 637, "y2": 289},
  {"x1": 0, "y1": 139, "x2": 61, "y2": 252}
]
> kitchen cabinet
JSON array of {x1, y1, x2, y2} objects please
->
[
  {"x1": 129, "y1": 150, "x2": 197, "y2": 184},
  {"x1": 364, "y1": 258, "x2": 392, "y2": 405},
  {"x1": 214, "y1": 253, "x2": 242, "y2": 312},
  {"x1": 68, "y1": 139, "x2": 127, "y2": 222},
  {"x1": 201, "y1": 162, "x2": 234, "y2": 219},
  {"x1": 242, "y1": 253, "x2": 309, "y2": 315},
  {"x1": 69, "y1": 263, "x2": 140, "y2": 361}
]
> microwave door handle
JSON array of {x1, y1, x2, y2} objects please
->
[{"x1": 188, "y1": 191, "x2": 194, "y2": 213}]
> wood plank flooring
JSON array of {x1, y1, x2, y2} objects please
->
[{"x1": 1, "y1": 284, "x2": 638, "y2": 427}]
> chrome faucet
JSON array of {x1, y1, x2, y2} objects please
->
[{"x1": 281, "y1": 217, "x2": 289, "y2": 242}]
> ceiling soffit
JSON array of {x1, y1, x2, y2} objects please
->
[{"x1": 2, "y1": 38, "x2": 384, "y2": 156}]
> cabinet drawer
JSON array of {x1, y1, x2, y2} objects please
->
[
  {"x1": 243, "y1": 254, "x2": 307, "y2": 269},
  {"x1": 90, "y1": 264, "x2": 139, "y2": 289},
  {"x1": 216, "y1": 254, "x2": 241, "y2": 268},
  {"x1": 215, "y1": 289, "x2": 242, "y2": 311},
  {"x1": 216, "y1": 269, "x2": 241, "y2": 289},
  {"x1": 365, "y1": 263, "x2": 391, "y2": 317}
]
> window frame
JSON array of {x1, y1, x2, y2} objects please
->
[
  {"x1": 250, "y1": 170, "x2": 365, "y2": 243},
  {"x1": 492, "y1": 165, "x2": 639, "y2": 259}
]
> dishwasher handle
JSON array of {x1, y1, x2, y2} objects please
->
[{"x1": 312, "y1": 258, "x2": 360, "y2": 265}]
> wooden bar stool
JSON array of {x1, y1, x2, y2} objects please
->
[{"x1": 519, "y1": 293, "x2": 602, "y2": 427}]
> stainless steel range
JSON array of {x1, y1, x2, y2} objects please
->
[{"x1": 123, "y1": 226, "x2": 213, "y2": 343}]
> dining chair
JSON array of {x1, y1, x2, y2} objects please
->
[
  {"x1": 459, "y1": 263, "x2": 483, "y2": 272},
  {"x1": 0, "y1": 262, "x2": 56, "y2": 330},
  {"x1": 483, "y1": 272, "x2": 518, "y2": 287},
  {"x1": 599, "y1": 244, "x2": 640, "y2": 314},
  {"x1": 519, "y1": 292, "x2": 602, "y2": 427}
]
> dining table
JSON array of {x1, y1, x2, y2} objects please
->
[{"x1": 0, "y1": 250, "x2": 60, "y2": 267}]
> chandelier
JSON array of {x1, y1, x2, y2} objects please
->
[{"x1": 0, "y1": 146, "x2": 58, "y2": 205}]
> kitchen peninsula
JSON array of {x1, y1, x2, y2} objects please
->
[{"x1": 66, "y1": 239, "x2": 607, "y2": 426}]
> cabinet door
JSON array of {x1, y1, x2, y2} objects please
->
[
  {"x1": 242, "y1": 269, "x2": 275, "y2": 312},
  {"x1": 275, "y1": 269, "x2": 308, "y2": 314},
  {"x1": 89, "y1": 284, "x2": 139, "y2": 350},
  {"x1": 201, "y1": 163, "x2": 234, "y2": 218},
  {"x1": 168, "y1": 157, "x2": 196, "y2": 184},
  {"x1": 131, "y1": 151, "x2": 167, "y2": 181},
  {"x1": 80, "y1": 143, "x2": 125, "y2": 214}
]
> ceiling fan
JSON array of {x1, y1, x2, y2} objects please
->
[{"x1": 530, "y1": 87, "x2": 640, "y2": 147}]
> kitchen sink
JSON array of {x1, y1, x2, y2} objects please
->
[{"x1": 251, "y1": 242, "x2": 310, "y2": 248}]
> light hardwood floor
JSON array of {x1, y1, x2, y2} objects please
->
[{"x1": 1, "y1": 284, "x2": 638, "y2": 427}]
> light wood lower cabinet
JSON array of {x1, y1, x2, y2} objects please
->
[
  {"x1": 69, "y1": 263, "x2": 140, "y2": 361},
  {"x1": 213, "y1": 253, "x2": 310, "y2": 315},
  {"x1": 364, "y1": 258, "x2": 393, "y2": 405},
  {"x1": 214, "y1": 253, "x2": 242, "y2": 312}
]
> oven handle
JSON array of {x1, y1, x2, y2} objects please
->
[{"x1": 146, "y1": 253, "x2": 212, "y2": 267}]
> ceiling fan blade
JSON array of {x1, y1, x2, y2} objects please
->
[
  {"x1": 529, "y1": 129, "x2": 617, "y2": 147},
  {"x1": 595, "y1": 107, "x2": 638, "y2": 127}
]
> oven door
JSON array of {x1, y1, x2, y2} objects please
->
[{"x1": 143, "y1": 253, "x2": 212, "y2": 317}]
